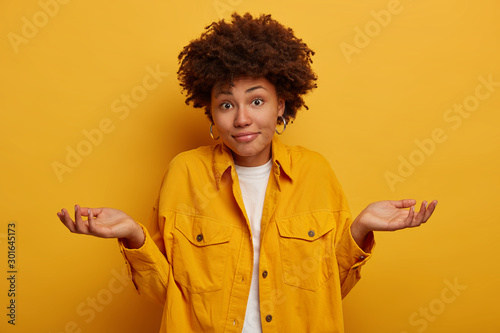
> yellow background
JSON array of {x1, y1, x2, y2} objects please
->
[{"x1": 1, "y1": 0, "x2": 499, "y2": 332}]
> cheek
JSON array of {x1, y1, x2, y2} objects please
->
[
  {"x1": 213, "y1": 114, "x2": 232, "y2": 132},
  {"x1": 211, "y1": 110, "x2": 222, "y2": 124},
  {"x1": 261, "y1": 114, "x2": 278, "y2": 129}
]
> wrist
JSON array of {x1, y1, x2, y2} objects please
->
[
  {"x1": 124, "y1": 222, "x2": 145, "y2": 249},
  {"x1": 351, "y1": 215, "x2": 371, "y2": 250},
  {"x1": 352, "y1": 213, "x2": 371, "y2": 235}
]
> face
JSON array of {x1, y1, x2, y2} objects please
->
[{"x1": 211, "y1": 76, "x2": 285, "y2": 167}]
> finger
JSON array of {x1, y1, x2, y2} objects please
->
[
  {"x1": 422, "y1": 200, "x2": 438, "y2": 222},
  {"x1": 56, "y1": 210, "x2": 65, "y2": 222},
  {"x1": 74, "y1": 204, "x2": 89, "y2": 234},
  {"x1": 80, "y1": 207, "x2": 104, "y2": 218},
  {"x1": 79, "y1": 207, "x2": 90, "y2": 217},
  {"x1": 59, "y1": 209, "x2": 77, "y2": 233},
  {"x1": 402, "y1": 205, "x2": 415, "y2": 228},
  {"x1": 87, "y1": 208, "x2": 96, "y2": 233},
  {"x1": 412, "y1": 201, "x2": 427, "y2": 226},
  {"x1": 390, "y1": 199, "x2": 417, "y2": 209}
]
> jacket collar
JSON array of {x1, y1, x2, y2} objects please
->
[{"x1": 212, "y1": 135, "x2": 293, "y2": 190}]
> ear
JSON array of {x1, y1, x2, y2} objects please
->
[{"x1": 277, "y1": 98, "x2": 285, "y2": 117}]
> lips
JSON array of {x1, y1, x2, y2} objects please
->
[{"x1": 232, "y1": 132, "x2": 259, "y2": 143}]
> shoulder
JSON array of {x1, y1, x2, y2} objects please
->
[
  {"x1": 168, "y1": 145, "x2": 215, "y2": 170},
  {"x1": 158, "y1": 145, "x2": 217, "y2": 198},
  {"x1": 158, "y1": 145, "x2": 217, "y2": 188},
  {"x1": 279, "y1": 143, "x2": 347, "y2": 206},
  {"x1": 281, "y1": 143, "x2": 334, "y2": 174},
  {"x1": 288, "y1": 145, "x2": 330, "y2": 163}
]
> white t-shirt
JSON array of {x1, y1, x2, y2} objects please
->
[{"x1": 234, "y1": 159, "x2": 272, "y2": 333}]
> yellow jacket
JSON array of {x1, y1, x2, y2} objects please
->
[{"x1": 119, "y1": 136, "x2": 374, "y2": 333}]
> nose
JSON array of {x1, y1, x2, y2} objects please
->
[{"x1": 233, "y1": 105, "x2": 252, "y2": 127}]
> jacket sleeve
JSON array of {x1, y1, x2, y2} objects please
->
[
  {"x1": 334, "y1": 209, "x2": 375, "y2": 299},
  {"x1": 117, "y1": 196, "x2": 171, "y2": 306},
  {"x1": 319, "y1": 152, "x2": 375, "y2": 299}
]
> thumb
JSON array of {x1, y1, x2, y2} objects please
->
[
  {"x1": 79, "y1": 207, "x2": 104, "y2": 217},
  {"x1": 390, "y1": 199, "x2": 416, "y2": 208}
]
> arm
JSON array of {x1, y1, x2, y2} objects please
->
[
  {"x1": 335, "y1": 210, "x2": 375, "y2": 298},
  {"x1": 350, "y1": 199, "x2": 438, "y2": 250},
  {"x1": 117, "y1": 200, "x2": 170, "y2": 306},
  {"x1": 337, "y1": 199, "x2": 437, "y2": 298},
  {"x1": 57, "y1": 204, "x2": 170, "y2": 306}
]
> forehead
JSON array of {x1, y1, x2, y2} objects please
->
[{"x1": 211, "y1": 76, "x2": 275, "y2": 96}]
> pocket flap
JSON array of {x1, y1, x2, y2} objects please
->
[
  {"x1": 175, "y1": 214, "x2": 233, "y2": 246},
  {"x1": 276, "y1": 210, "x2": 335, "y2": 241}
]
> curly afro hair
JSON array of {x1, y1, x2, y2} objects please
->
[{"x1": 177, "y1": 12, "x2": 318, "y2": 124}]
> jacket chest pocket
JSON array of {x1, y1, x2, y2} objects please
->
[
  {"x1": 276, "y1": 211, "x2": 336, "y2": 291},
  {"x1": 172, "y1": 214, "x2": 233, "y2": 293}
]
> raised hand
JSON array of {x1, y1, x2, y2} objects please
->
[
  {"x1": 351, "y1": 199, "x2": 437, "y2": 249},
  {"x1": 358, "y1": 199, "x2": 437, "y2": 232},
  {"x1": 57, "y1": 205, "x2": 144, "y2": 248}
]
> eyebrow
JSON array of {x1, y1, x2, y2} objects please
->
[{"x1": 214, "y1": 85, "x2": 267, "y2": 98}]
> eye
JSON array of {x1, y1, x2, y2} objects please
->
[
  {"x1": 220, "y1": 102, "x2": 232, "y2": 110},
  {"x1": 252, "y1": 98, "x2": 264, "y2": 106}
]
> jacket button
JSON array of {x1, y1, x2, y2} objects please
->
[
  {"x1": 196, "y1": 234, "x2": 203, "y2": 242},
  {"x1": 262, "y1": 270, "x2": 268, "y2": 278},
  {"x1": 265, "y1": 315, "x2": 272, "y2": 322},
  {"x1": 308, "y1": 230, "x2": 315, "y2": 237}
]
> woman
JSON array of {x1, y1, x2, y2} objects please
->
[{"x1": 57, "y1": 13, "x2": 437, "y2": 333}]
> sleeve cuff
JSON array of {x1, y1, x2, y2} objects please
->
[
  {"x1": 118, "y1": 223, "x2": 164, "y2": 271},
  {"x1": 337, "y1": 226, "x2": 375, "y2": 271}
]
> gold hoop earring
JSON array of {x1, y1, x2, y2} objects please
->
[
  {"x1": 210, "y1": 123, "x2": 219, "y2": 140},
  {"x1": 275, "y1": 116, "x2": 287, "y2": 135}
]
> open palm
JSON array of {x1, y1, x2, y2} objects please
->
[
  {"x1": 357, "y1": 199, "x2": 437, "y2": 232},
  {"x1": 57, "y1": 205, "x2": 138, "y2": 239}
]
